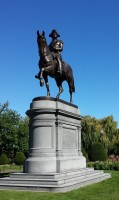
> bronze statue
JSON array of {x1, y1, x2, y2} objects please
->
[
  {"x1": 35, "y1": 30, "x2": 75, "y2": 103},
  {"x1": 49, "y1": 29, "x2": 63, "y2": 75}
]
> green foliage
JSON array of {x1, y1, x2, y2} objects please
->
[
  {"x1": 100, "y1": 115, "x2": 118, "y2": 141},
  {"x1": 89, "y1": 142, "x2": 107, "y2": 161},
  {"x1": 117, "y1": 146, "x2": 119, "y2": 155},
  {"x1": 81, "y1": 115, "x2": 119, "y2": 157},
  {"x1": 82, "y1": 148, "x2": 89, "y2": 162},
  {"x1": 87, "y1": 160, "x2": 119, "y2": 171},
  {"x1": 17, "y1": 117, "x2": 29, "y2": 156},
  {"x1": 81, "y1": 116, "x2": 100, "y2": 153},
  {"x1": 0, "y1": 102, "x2": 29, "y2": 159},
  {"x1": 14, "y1": 152, "x2": 26, "y2": 165},
  {"x1": 109, "y1": 145, "x2": 119, "y2": 155},
  {"x1": 0, "y1": 154, "x2": 9, "y2": 165}
]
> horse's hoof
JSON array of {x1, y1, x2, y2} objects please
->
[
  {"x1": 56, "y1": 95, "x2": 59, "y2": 99},
  {"x1": 70, "y1": 100, "x2": 73, "y2": 104}
]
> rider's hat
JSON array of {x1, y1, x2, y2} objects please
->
[{"x1": 49, "y1": 29, "x2": 60, "y2": 38}]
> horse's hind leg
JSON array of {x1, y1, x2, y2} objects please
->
[
  {"x1": 46, "y1": 82, "x2": 50, "y2": 96},
  {"x1": 56, "y1": 84, "x2": 64, "y2": 99},
  {"x1": 44, "y1": 75, "x2": 50, "y2": 96},
  {"x1": 68, "y1": 81, "x2": 73, "y2": 103},
  {"x1": 69, "y1": 89, "x2": 72, "y2": 103}
]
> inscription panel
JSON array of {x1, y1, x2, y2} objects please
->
[
  {"x1": 33, "y1": 126, "x2": 53, "y2": 149},
  {"x1": 62, "y1": 127, "x2": 78, "y2": 149}
]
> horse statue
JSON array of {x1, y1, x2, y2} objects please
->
[{"x1": 35, "y1": 30, "x2": 75, "y2": 103}]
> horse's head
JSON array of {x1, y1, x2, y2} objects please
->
[
  {"x1": 37, "y1": 30, "x2": 51, "y2": 63},
  {"x1": 37, "y1": 30, "x2": 46, "y2": 47}
]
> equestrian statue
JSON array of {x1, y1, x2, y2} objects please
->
[{"x1": 35, "y1": 29, "x2": 75, "y2": 103}]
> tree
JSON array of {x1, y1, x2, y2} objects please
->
[
  {"x1": 99, "y1": 115, "x2": 117, "y2": 139},
  {"x1": 109, "y1": 129, "x2": 119, "y2": 155},
  {"x1": 0, "y1": 102, "x2": 20, "y2": 156},
  {"x1": 81, "y1": 115, "x2": 119, "y2": 157},
  {"x1": 0, "y1": 102, "x2": 29, "y2": 160},
  {"x1": 99, "y1": 115, "x2": 119, "y2": 155},
  {"x1": 17, "y1": 117, "x2": 29, "y2": 156},
  {"x1": 81, "y1": 116, "x2": 100, "y2": 155}
]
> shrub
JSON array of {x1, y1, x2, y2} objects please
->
[
  {"x1": 82, "y1": 148, "x2": 89, "y2": 162},
  {"x1": 89, "y1": 142, "x2": 107, "y2": 161},
  {"x1": 116, "y1": 146, "x2": 119, "y2": 155},
  {"x1": 87, "y1": 160, "x2": 119, "y2": 171},
  {"x1": 0, "y1": 154, "x2": 9, "y2": 165},
  {"x1": 14, "y1": 152, "x2": 26, "y2": 165}
]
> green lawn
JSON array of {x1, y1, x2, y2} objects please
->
[
  {"x1": 0, "y1": 165, "x2": 22, "y2": 172},
  {"x1": 0, "y1": 171, "x2": 119, "y2": 200},
  {"x1": 0, "y1": 165, "x2": 22, "y2": 178}
]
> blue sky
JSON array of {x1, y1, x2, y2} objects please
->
[{"x1": 0, "y1": 0, "x2": 119, "y2": 126}]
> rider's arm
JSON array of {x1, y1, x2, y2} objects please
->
[{"x1": 55, "y1": 41, "x2": 63, "y2": 52}]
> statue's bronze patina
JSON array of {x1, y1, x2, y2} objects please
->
[
  {"x1": 35, "y1": 30, "x2": 75, "y2": 103},
  {"x1": 49, "y1": 29, "x2": 63, "y2": 75}
]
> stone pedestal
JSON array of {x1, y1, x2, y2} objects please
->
[
  {"x1": 24, "y1": 97, "x2": 86, "y2": 173},
  {"x1": 0, "y1": 97, "x2": 111, "y2": 192}
]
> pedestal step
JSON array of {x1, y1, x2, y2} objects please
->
[{"x1": 0, "y1": 168, "x2": 111, "y2": 192}]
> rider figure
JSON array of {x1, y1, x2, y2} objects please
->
[{"x1": 49, "y1": 29, "x2": 63, "y2": 75}]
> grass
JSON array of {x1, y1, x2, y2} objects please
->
[
  {"x1": 0, "y1": 165, "x2": 22, "y2": 178},
  {"x1": 0, "y1": 171, "x2": 119, "y2": 200},
  {"x1": 0, "y1": 164, "x2": 22, "y2": 172}
]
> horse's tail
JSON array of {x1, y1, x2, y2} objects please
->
[
  {"x1": 72, "y1": 78, "x2": 75, "y2": 93},
  {"x1": 70, "y1": 72, "x2": 75, "y2": 93},
  {"x1": 63, "y1": 62, "x2": 75, "y2": 93}
]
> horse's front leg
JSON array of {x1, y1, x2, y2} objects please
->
[
  {"x1": 35, "y1": 69, "x2": 44, "y2": 86},
  {"x1": 44, "y1": 75, "x2": 50, "y2": 96}
]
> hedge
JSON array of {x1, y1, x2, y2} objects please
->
[
  {"x1": 14, "y1": 152, "x2": 26, "y2": 165},
  {"x1": 87, "y1": 160, "x2": 119, "y2": 171},
  {"x1": 89, "y1": 142, "x2": 107, "y2": 161},
  {"x1": 0, "y1": 154, "x2": 9, "y2": 165}
]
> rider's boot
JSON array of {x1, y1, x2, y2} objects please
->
[
  {"x1": 57, "y1": 58, "x2": 62, "y2": 75},
  {"x1": 35, "y1": 73, "x2": 40, "y2": 79}
]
